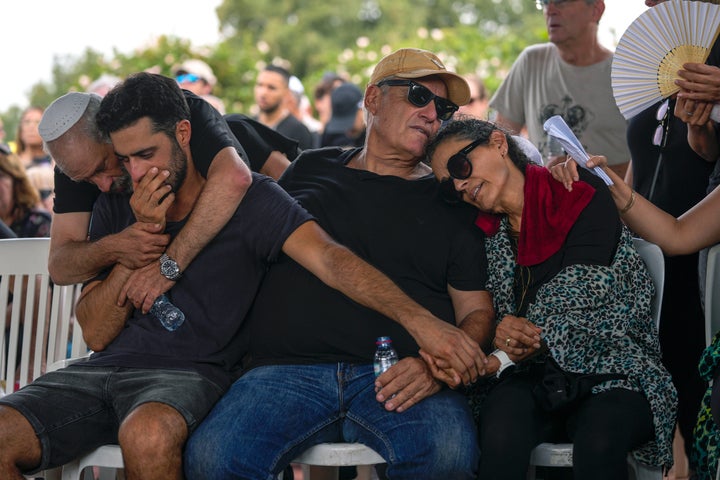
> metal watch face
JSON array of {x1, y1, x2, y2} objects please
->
[{"x1": 160, "y1": 256, "x2": 181, "y2": 280}]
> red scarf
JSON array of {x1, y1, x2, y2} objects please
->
[{"x1": 474, "y1": 164, "x2": 595, "y2": 266}]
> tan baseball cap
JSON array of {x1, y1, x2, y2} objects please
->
[{"x1": 369, "y1": 48, "x2": 470, "y2": 106}]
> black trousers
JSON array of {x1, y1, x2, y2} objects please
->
[
  {"x1": 478, "y1": 370, "x2": 655, "y2": 480},
  {"x1": 659, "y1": 253, "x2": 708, "y2": 457}
]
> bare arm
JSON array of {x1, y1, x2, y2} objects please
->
[
  {"x1": 165, "y1": 146, "x2": 252, "y2": 270},
  {"x1": 48, "y1": 212, "x2": 168, "y2": 285},
  {"x1": 259, "y1": 151, "x2": 291, "y2": 180},
  {"x1": 553, "y1": 155, "x2": 720, "y2": 255},
  {"x1": 451, "y1": 286, "x2": 494, "y2": 349},
  {"x1": 281, "y1": 220, "x2": 486, "y2": 383},
  {"x1": 75, "y1": 264, "x2": 134, "y2": 351}
]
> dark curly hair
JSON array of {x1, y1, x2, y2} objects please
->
[{"x1": 96, "y1": 72, "x2": 190, "y2": 140}]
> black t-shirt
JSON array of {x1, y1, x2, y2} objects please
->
[
  {"x1": 627, "y1": 38, "x2": 720, "y2": 216},
  {"x1": 54, "y1": 91, "x2": 247, "y2": 214},
  {"x1": 276, "y1": 114, "x2": 315, "y2": 150},
  {"x1": 242, "y1": 147, "x2": 489, "y2": 368},
  {"x1": 85, "y1": 173, "x2": 313, "y2": 389},
  {"x1": 515, "y1": 168, "x2": 622, "y2": 316}
]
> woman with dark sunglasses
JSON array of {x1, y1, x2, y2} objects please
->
[{"x1": 425, "y1": 117, "x2": 677, "y2": 479}]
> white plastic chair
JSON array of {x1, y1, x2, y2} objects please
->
[
  {"x1": 526, "y1": 237, "x2": 665, "y2": 480},
  {"x1": 704, "y1": 244, "x2": 720, "y2": 346},
  {"x1": 61, "y1": 440, "x2": 385, "y2": 480},
  {"x1": 0, "y1": 238, "x2": 86, "y2": 392},
  {"x1": 0, "y1": 238, "x2": 87, "y2": 480},
  {"x1": 290, "y1": 442, "x2": 385, "y2": 480}
]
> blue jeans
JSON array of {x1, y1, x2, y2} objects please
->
[{"x1": 184, "y1": 363, "x2": 479, "y2": 480}]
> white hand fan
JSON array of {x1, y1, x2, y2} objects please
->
[{"x1": 611, "y1": 0, "x2": 720, "y2": 120}]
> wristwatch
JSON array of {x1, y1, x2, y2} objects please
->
[
  {"x1": 159, "y1": 253, "x2": 182, "y2": 281},
  {"x1": 490, "y1": 349, "x2": 516, "y2": 379}
]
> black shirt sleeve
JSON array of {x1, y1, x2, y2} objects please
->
[
  {"x1": 561, "y1": 169, "x2": 623, "y2": 268},
  {"x1": 185, "y1": 91, "x2": 248, "y2": 177},
  {"x1": 53, "y1": 165, "x2": 101, "y2": 214},
  {"x1": 224, "y1": 114, "x2": 300, "y2": 172}
]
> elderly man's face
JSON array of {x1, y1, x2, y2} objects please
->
[
  {"x1": 544, "y1": 0, "x2": 603, "y2": 46},
  {"x1": 369, "y1": 76, "x2": 450, "y2": 160},
  {"x1": 55, "y1": 136, "x2": 127, "y2": 193}
]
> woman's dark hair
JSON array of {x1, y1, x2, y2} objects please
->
[
  {"x1": 0, "y1": 150, "x2": 40, "y2": 219},
  {"x1": 426, "y1": 116, "x2": 532, "y2": 175}
]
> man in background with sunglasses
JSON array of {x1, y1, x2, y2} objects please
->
[
  {"x1": 185, "y1": 48, "x2": 494, "y2": 479},
  {"x1": 174, "y1": 58, "x2": 226, "y2": 114},
  {"x1": 490, "y1": 0, "x2": 631, "y2": 178}
]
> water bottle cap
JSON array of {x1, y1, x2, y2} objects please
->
[{"x1": 376, "y1": 336, "x2": 392, "y2": 345}]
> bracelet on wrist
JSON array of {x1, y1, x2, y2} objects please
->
[{"x1": 619, "y1": 189, "x2": 636, "y2": 215}]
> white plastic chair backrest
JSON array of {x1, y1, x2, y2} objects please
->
[
  {"x1": 705, "y1": 244, "x2": 720, "y2": 345},
  {"x1": 632, "y1": 237, "x2": 665, "y2": 329},
  {"x1": 0, "y1": 238, "x2": 86, "y2": 393}
]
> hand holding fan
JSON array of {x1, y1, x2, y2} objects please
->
[{"x1": 611, "y1": 0, "x2": 720, "y2": 120}]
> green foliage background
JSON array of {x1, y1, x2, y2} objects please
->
[{"x1": 1, "y1": 0, "x2": 547, "y2": 142}]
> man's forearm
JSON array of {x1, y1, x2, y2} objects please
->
[
  {"x1": 49, "y1": 235, "x2": 120, "y2": 285},
  {"x1": 164, "y1": 147, "x2": 252, "y2": 270},
  {"x1": 458, "y1": 308, "x2": 495, "y2": 351},
  {"x1": 76, "y1": 264, "x2": 134, "y2": 351}
]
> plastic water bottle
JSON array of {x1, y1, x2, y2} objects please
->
[
  {"x1": 373, "y1": 336, "x2": 398, "y2": 377},
  {"x1": 150, "y1": 294, "x2": 185, "y2": 331}
]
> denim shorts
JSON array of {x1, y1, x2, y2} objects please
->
[{"x1": 0, "y1": 364, "x2": 224, "y2": 473}]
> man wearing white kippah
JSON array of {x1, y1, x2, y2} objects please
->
[
  {"x1": 38, "y1": 88, "x2": 301, "y2": 313},
  {"x1": 40, "y1": 89, "x2": 250, "y2": 311}
]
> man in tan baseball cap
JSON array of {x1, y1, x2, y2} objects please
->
[
  {"x1": 369, "y1": 48, "x2": 470, "y2": 106},
  {"x1": 184, "y1": 47, "x2": 491, "y2": 477}
]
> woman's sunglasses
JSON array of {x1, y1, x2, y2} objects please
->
[
  {"x1": 446, "y1": 138, "x2": 485, "y2": 179},
  {"x1": 377, "y1": 79, "x2": 459, "y2": 121}
]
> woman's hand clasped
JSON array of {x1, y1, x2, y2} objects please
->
[{"x1": 494, "y1": 314, "x2": 542, "y2": 361}]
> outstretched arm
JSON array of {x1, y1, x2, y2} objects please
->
[
  {"x1": 552, "y1": 155, "x2": 720, "y2": 255},
  {"x1": 282, "y1": 221, "x2": 486, "y2": 384}
]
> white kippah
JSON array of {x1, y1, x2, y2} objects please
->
[{"x1": 38, "y1": 92, "x2": 95, "y2": 142}]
